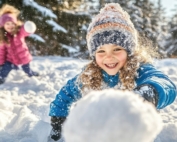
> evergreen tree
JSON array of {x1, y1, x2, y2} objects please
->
[
  {"x1": 0, "y1": 0, "x2": 170, "y2": 58},
  {"x1": 0, "y1": 0, "x2": 91, "y2": 57},
  {"x1": 132, "y1": 0, "x2": 158, "y2": 44},
  {"x1": 125, "y1": 2, "x2": 144, "y2": 33},
  {"x1": 160, "y1": 6, "x2": 177, "y2": 57},
  {"x1": 154, "y1": 0, "x2": 169, "y2": 57}
]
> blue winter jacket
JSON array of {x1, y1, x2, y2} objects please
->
[{"x1": 49, "y1": 64, "x2": 177, "y2": 117}]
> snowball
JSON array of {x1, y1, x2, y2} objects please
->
[{"x1": 63, "y1": 89, "x2": 162, "y2": 142}]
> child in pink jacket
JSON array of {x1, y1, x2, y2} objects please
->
[{"x1": 0, "y1": 4, "x2": 38, "y2": 84}]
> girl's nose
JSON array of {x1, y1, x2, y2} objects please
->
[{"x1": 106, "y1": 52, "x2": 114, "y2": 59}]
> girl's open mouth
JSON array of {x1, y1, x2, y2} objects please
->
[{"x1": 105, "y1": 63, "x2": 118, "y2": 68}]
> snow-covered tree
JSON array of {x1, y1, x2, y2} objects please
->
[
  {"x1": 1, "y1": 0, "x2": 65, "y2": 55},
  {"x1": 153, "y1": 0, "x2": 170, "y2": 57},
  {"x1": 0, "y1": 0, "x2": 92, "y2": 57},
  {"x1": 0, "y1": 0, "x2": 170, "y2": 58},
  {"x1": 131, "y1": 0, "x2": 158, "y2": 45},
  {"x1": 159, "y1": 9, "x2": 177, "y2": 57}
]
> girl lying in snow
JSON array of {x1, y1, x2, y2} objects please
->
[{"x1": 48, "y1": 3, "x2": 177, "y2": 141}]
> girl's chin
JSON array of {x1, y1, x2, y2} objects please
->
[
  {"x1": 105, "y1": 71, "x2": 119, "y2": 75},
  {"x1": 104, "y1": 67, "x2": 120, "y2": 75}
]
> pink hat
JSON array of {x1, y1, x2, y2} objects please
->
[{"x1": 0, "y1": 13, "x2": 17, "y2": 27}]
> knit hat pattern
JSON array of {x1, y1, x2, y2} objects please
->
[
  {"x1": 86, "y1": 3, "x2": 137, "y2": 58},
  {"x1": 0, "y1": 13, "x2": 17, "y2": 27}
]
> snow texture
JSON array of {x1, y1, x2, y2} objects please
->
[
  {"x1": 29, "y1": 34, "x2": 45, "y2": 43},
  {"x1": 23, "y1": 0, "x2": 57, "y2": 19},
  {"x1": 46, "y1": 20, "x2": 67, "y2": 33},
  {"x1": 63, "y1": 89, "x2": 162, "y2": 142}
]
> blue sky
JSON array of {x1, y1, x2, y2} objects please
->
[{"x1": 161, "y1": 0, "x2": 177, "y2": 16}]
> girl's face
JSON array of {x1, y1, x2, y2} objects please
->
[
  {"x1": 4, "y1": 21, "x2": 16, "y2": 33},
  {"x1": 95, "y1": 44, "x2": 127, "y2": 75}
]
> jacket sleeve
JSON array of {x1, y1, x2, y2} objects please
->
[
  {"x1": 49, "y1": 75, "x2": 82, "y2": 117},
  {"x1": 135, "y1": 64, "x2": 177, "y2": 109},
  {"x1": 0, "y1": 44, "x2": 6, "y2": 65}
]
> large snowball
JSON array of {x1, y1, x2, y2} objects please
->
[{"x1": 63, "y1": 89, "x2": 162, "y2": 142}]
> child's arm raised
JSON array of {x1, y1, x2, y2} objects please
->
[{"x1": 18, "y1": 21, "x2": 36, "y2": 37}]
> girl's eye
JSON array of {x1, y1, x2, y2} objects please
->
[
  {"x1": 114, "y1": 48, "x2": 121, "y2": 51},
  {"x1": 97, "y1": 50, "x2": 105, "y2": 53}
]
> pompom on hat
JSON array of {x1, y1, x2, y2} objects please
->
[
  {"x1": 86, "y1": 3, "x2": 138, "y2": 58},
  {"x1": 0, "y1": 13, "x2": 17, "y2": 27}
]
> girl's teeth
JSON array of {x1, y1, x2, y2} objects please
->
[{"x1": 106, "y1": 63, "x2": 116, "y2": 67}]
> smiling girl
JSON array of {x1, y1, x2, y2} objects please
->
[
  {"x1": 48, "y1": 3, "x2": 177, "y2": 141},
  {"x1": 95, "y1": 44, "x2": 127, "y2": 75},
  {"x1": 0, "y1": 4, "x2": 38, "y2": 84}
]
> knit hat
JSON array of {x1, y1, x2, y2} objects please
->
[
  {"x1": 0, "y1": 13, "x2": 17, "y2": 27},
  {"x1": 86, "y1": 3, "x2": 137, "y2": 58}
]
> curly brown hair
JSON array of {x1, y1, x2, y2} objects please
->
[
  {"x1": 0, "y1": 26, "x2": 21, "y2": 44},
  {"x1": 79, "y1": 32, "x2": 159, "y2": 93}
]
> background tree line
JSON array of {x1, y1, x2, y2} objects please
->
[{"x1": 0, "y1": 0, "x2": 177, "y2": 58}]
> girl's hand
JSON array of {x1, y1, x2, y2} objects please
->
[
  {"x1": 49, "y1": 116, "x2": 66, "y2": 141},
  {"x1": 134, "y1": 84, "x2": 159, "y2": 107}
]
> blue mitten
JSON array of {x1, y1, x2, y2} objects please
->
[{"x1": 134, "y1": 84, "x2": 159, "y2": 107}]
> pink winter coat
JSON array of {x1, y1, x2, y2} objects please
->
[{"x1": 0, "y1": 25, "x2": 32, "y2": 65}]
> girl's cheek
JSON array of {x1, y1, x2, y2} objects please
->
[
  {"x1": 96, "y1": 54, "x2": 102, "y2": 59},
  {"x1": 116, "y1": 52, "x2": 127, "y2": 60},
  {"x1": 95, "y1": 55, "x2": 102, "y2": 63},
  {"x1": 97, "y1": 55, "x2": 103, "y2": 58}
]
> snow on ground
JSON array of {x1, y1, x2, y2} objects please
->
[{"x1": 0, "y1": 56, "x2": 177, "y2": 142}]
